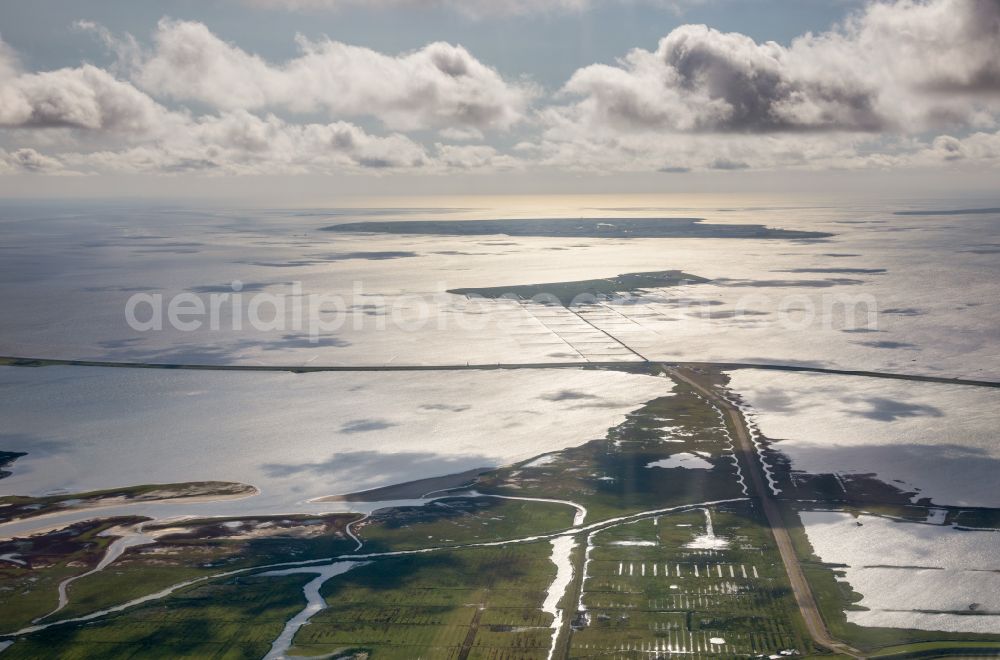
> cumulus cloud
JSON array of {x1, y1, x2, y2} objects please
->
[
  {"x1": 552, "y1": 0, "x2": 1000, "y2": 137},
  {"x1": 839, "y1": 0, "x2": 1000, "y2": 95},
  {"x1": 55, "y1": 111, "x2": 431, "y2": 175},
  {"x1": 530, "y1": 0, "x2": 1000, "y2": 173},
  {"x1": 530, "y1": 123, "x2": 1000, "y2": 174},
  {"x1": 0, "y1": 39, "x2": 173, "y2": 135},
  {"x1": 434, "y1": 143, "x2": 522, "y2": 170},
  {"x1": 2, "y1": 1, "x2": 1000, "y2": 178},
  {"x1": 39, "y1": 110, "x2": 523, "y2": 176},
  {"x1": 0, "y1": 148, "x2": 65, "y2": 174},
  {"x1": 559, "y1": 25, "x2": 884, "y2": 134},
  {"x1": 914, "y1": 130, "x2": 1000, "y2": 164},
  {"x1": 132, "y1": 19, "x2": 533, "y2": 132},
  {"x1": 531, "y1": 128, "x2": 878, "y2": 173},
  {"x1": 0, "y1": 33, "x2": 511, "y2": 177},
  {"x1": 0, "y1": 23, "x2": 532, "y2": 176}
]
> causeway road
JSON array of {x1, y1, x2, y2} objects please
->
[{"x1": 668, "y1": 365, "x2": 867, "y2": 659}]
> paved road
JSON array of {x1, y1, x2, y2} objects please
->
[{"x1": 668, "y1": 366, "x2": 867, "y2": 659}]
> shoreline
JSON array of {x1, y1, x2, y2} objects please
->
[{"x1": 0, "y1": 486, "x2": 260, "y2": 540}]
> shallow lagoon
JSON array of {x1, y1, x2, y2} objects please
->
[{"x1": 0, "y1": 365, "x2": 668, "y2": 506}]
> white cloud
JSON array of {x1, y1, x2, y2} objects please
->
[
  {"x1": 56, "y1": 110, "x2": 431, "y2": 175},
  {"x1": 535, "y1": 0, "x2": 1000, "y2": 172},
  {"x1": 133, "y1": 19, "x2": 534, "y2": 132},
  {"x1": 837, "y1": 0, "x2": 1000, "y2": 96},
  {"x1": 559, "y1": 24, "x2": 883, "y2": 134},
  {"x1": 41, "y1": 110, "x2": 525, "y2": 176},
  {"x1": 0, "y1": 32, "x2": 492, "y2": 177},
  {"x1": 551, "y1": 0, "x2": 1000, "y2": 136},
  {"x1": 527, "y1": 126, "x2": 1000, "y2": 175},
  {"x1": 0, "y1": 39, "x2": 174, "y2": 135},
  {"x1": 0, "y1": 27, "x2": 529, "y2": 176},
  {"x1": 531, "y1": 126, "x2": 878, "y2": 173},
  {"x1": 912, "y1": 130, "x2": 1000, "y2": 165},
  {"x1": 789, "y1": 0, "x2": 1000, "y2": 130},
  {"x1": 0, "y1": 147, "x2": 66, "y2": 174},
  {"x1": 434, "y1": 143, "x2": 523, "y2": 170},
  {"x1": 3, "y1": 1, "x2": 1000, "y2": 178}
]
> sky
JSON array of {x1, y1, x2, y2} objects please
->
[{"x1": 0, "y1": 0, "x2": 998, "y2": 200}]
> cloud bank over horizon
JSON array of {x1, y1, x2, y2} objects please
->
[{"x1": 1, "y1": 0, "x2": 999, "y2": 179}]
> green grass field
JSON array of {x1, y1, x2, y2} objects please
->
[
  {"x1": 569, "y1": 501, "x2": 816, "y2": 657},
  {"x1": 289, "y1": 544, "x2": 559, "y2": 659},
  {"x1": 358, "y1": 497, "x2": 576, "y2": 551},
  {"x1": 2, "y1": 574, "x2": 312, "y2": 659},
  {"x1": 0, "y1": 517, "x2": 147, "y2": 633}
]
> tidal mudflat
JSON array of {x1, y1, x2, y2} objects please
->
[{"x1": 1, "y1": 200, "x2": 997, "y2": 378}]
